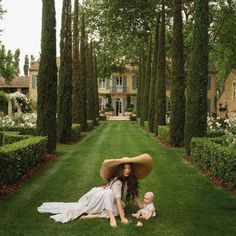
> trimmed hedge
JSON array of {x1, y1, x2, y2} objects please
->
[
  {"x1": 137, "y1": 117, "x2": 141, "y2": 126},
  {"x1": 0, "y1": 131, "x2": 4, "y2": 146},
  {"x1": 4, "y1": 132, "x2": 31, "y2": 145},
  {"x1": 0, "y1": 136, "x2": 47, "y2": 187},
  {"x1": 0, "y1": 126, "x2": 37, "y2": 135},
  {"x1": 191, "y1": 137, "x2": 236, "y2": 188},
  {"x1": 158, "y1": 125, "x2": 170, "y2": 144},
  {"x1": 144, "y1": 121, "x2": 149, "y2": 131},
  {"x1": 207, "y1": 135, "x2": 227, "y2": 145},
  {"x1": 71, "y1": 124, "x2": 80, "y2": 141},
  {"x1": 207, "y1": 130, "x2": 225, "y2": 138},
  {"x1": 87, "y1": 120, "x2": 94, "y2": 131}
]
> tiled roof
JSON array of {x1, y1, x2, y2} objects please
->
[
  {"x1": 0, "y1": 76, "x2": 29, "y2": 88},
  {"x1": 29, "y1": 57, "x2": 60, "y2": 71}
]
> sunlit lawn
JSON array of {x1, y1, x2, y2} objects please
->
[{"x1": 0, "y1": 121, "x2": 235, "y2": 236}]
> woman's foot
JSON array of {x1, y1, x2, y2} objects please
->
[{"x1": 110, "y1": 217, "x2": 117, "y2": 228}]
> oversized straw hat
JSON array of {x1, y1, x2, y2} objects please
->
[{"x1": 100, "y1": 153, "x2": 153, "y2": 181}]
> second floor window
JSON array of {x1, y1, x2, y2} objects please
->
[
  {"x1": 99, "y1": 79, "x2": 106, "y2": 89},
  {"x1": 116, "y1": 76, "x2": 123, "y2": 87}
]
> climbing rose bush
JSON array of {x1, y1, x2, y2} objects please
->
[{"x1": 7, "y1": 92, "x2": 32, "y2": 113}]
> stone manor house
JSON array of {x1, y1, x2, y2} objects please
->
[{"x1": 0, "y1": 59, "x2": 219, "y2": 116}]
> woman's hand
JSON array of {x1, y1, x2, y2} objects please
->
[{"x1": 121, "y1": 217, "x2": 129, "y2": 224}]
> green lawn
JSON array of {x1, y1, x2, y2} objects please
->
[{"x1": 0, "y1": 121, "x2": 235, "y2": 236}]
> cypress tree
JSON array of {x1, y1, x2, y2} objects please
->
[
  {"x1": 142, "y1": 34, "x2": 152, "y2": 122},
  {"x1": 37, "y1": 0, "x2": 57, "y2": 153},
  {"x1": 140, "y1": 39, "x2": 147, "y2": 126},
  {"x1": 87, "y1": 42, "x2": 96, "y2": 125},
  {"x1": 78, "y1": 12, "x2": 87, "y2": 131},
  {"x1": 184, "y1": 0, "x2": 209, "y2": 155},
  {"x1": 57, "y1": 0, "x2": 73, "y2": 143},
  {"x1": 154, "y1": 2, "x2": 166, "y2": 134},
  {"x1": 93, "y1": 52, "x2": 99, "y2": 119},
  {"x1": 14, "y1": 49, "x2": 20, "y2": 76},
  {"x1": 23, "y1": 55, "x2": 29, "y2": 76},
  {"x1": 148, "y1": 16, "x2": 160, "y2": 132},
  {"x1": 136, "y1": 44, "x2": 142, "y2": 118},
  {"x1": 169, "y1": 0, "x2": 185, "y2": 146},
  {"x1": 72, "y1": 0, "x2": 80, "y2": 123},
  {"x1": 30, "y1": 55, "x2": 35, "y2": 66}
]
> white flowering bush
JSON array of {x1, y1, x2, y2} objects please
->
[
  {"x1": 0, "y1": 113, "x2": 37, "y2": 127},
  {"x1": 7, "y1": 92, "x2": 32, "y2": 113},
  {"x1": 207, "y1": 116, "x2": 228, "y2": 131},
  {"x1": 223, "y1": 118, "x2": 236, "y2": 148}
]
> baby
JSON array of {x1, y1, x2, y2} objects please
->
[{"x1": 132, "y1": 192, "x2": 156, "y2": 220}]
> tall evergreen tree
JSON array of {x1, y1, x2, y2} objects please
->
[
  {"x1": 23, "y1": 55, "x2": 29, "y2": 76},
  {"x1": 148, "y1": 17, "x2": 160, "y2": 132},
  {"x1": 87, "y1": 42, "x2": 96, "y2": 124},
  {"x1": 78, "y1": 12, "x2": 87, "y2": 131},
  {"x1": 154, "y1": 2, "x2": 166, "y2": 134},
  {"x1": 30, "y1": 55, "x2": 35, "y2": 66},
  {"x1": 14, "y1": 49, "x2": 20, "y2": 76},
  {"x1": 72, "y1": 0, "x2": 80, "y2": 123},
  {"x1": 169, "y1": 0, "x2": 185, "y2": 146},
  {"x1": 57, "y1": 0, "x2": 73, "y2": 142},
  {"x1": 93, "y1": 52, "x2": 99, "y2": 119},
  {"x1": 142, "y1": 34, "x2": 152, "y2": 123},
  {"x1": 184, "y1": 0, "x2": 209, "y2": 155},
  {"x1": 37, "y1": 0, "x2": 57, "y2": 153}
]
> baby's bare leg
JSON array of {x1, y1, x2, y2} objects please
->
[{"x1": 132, "y1": 210, "x2": 141, "y2": 219}]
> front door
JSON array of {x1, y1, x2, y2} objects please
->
[{"x1": 116, "y1": 98, "x2": 123, "y2": 116}]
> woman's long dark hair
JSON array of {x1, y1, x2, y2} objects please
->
[{"x1": 108, "y1": 163, "x2": 139, "y2": 202}]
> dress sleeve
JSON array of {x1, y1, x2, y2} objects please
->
[{"x1": 111, "y1": 180, "x2": 122, "y2": 199}]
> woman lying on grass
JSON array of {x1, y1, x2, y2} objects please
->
[{"x1": 38, "y1": 153, "x2": 153, "y2": 227}]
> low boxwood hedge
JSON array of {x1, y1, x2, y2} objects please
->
[
  {"x1": 0, "y1": 131, "x2": 4, "y2": 146},
  {"x1": 207, "y1": 130, "x2": 225, "y2": 138},
  {"x1": 4, "y1": 132, "x2": 31, "y2": 145},
  {"x1": 191, "y1": 137, "x2": 236, "y2": 188},
  {"x1": 158, "y1": 125, "x2": 170, "y2": 144},
  {"x1": 71, "y1": 124, "x2": 80, "y2": 141},
  {"x1": 87, "y1": 120, "x2": 94, "y2": 131},
  {"x1": 0, "y1": 136, "x2": 47, "y2": 187},
  {"x1": 0, "y1": 126, "x2": 37, "y2": 135}
]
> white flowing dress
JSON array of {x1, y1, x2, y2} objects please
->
[{"x1": 37, "y1": 179, "x2": 125, "y2": 223}]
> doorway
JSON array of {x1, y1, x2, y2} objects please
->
[{"x1": 116, "y1": 98, "x2": 123, "y2": 116}]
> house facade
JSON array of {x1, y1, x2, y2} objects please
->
[
  {"x1": 99, "y1": 67, "x2": 217, "y2": 116},
  {"x1": 218, "y1": 69, "x2": 236, "y2": 117},
  {"x1": 98, "y1": 66, "x2": 138, "y2": 116}
]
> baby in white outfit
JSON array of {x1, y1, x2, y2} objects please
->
[{"x1": 132, "y1": 191, "x2": 156, "y2": 220}]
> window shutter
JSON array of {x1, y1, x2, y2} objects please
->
[
  {"x1": 112, "y1": 76, "x2": 116, "y2": 92},
  {"x1": 123, "y1": 98, "x2": 127, "y2": 115},
  {"x1": 132, "y1": 75, "x2": 136, "y2": 89},
  {"x1": 105, "y1": 79, "x2": 110, "y2": 89},
  {"x1": 123, "y1": 75, "x2": 127, "y2": 92}
]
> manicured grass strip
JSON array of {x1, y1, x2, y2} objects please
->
[{"x1": 0, "y1": 121, "x2": 235, "y2": 236}]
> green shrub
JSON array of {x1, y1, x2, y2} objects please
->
[
  {"x1": 137, "y1": 117, "x2": 141, "y2": 126},
  {"x1": 207, "y1": 130, "x2": 225, "y2": 138},
  {"x1": 144, "y1": 121, "x2": 149, "y2": 131},
  {"x1": 0, "y1": 131, "x2": 4, "y2": 146},
  {"x1": 71, "y1": 124, "x2": 80, "y2": 141},
  {"x1": 158, "y1": 125, "x2": 170, "y2": 144},
  {"x1": 99, "y1": 115, "x2": 106, "y2": 121},
  {"x1": 4, "y1": 132, "x2": 31, "y2": 145},
  {"x1": 0, "y1": 126, "x2": 37, "y2": 135},
  {"x1": 130, "y1": 115, "x2": 136, "y2": 121},
  {"x1": 0, "y1": 91, "x2": 8, "y2": 114},
  {"x1": 0, "y1": 136, "x2": 47, "y2": 187},
  {"x1": 87, "y1": 120, "x2": 94, "y2": 131},
  {"x1": 207, "y1": 135, "x2": 227, "y2": 145},
  {"x1": 191, "y1": 137, "x2": 236, "y2": 188}
]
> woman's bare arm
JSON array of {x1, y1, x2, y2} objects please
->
[
  {"x1": 115, "y1": 198, "x2": 129, "y2": 224},
  {"x1": 134, "y1": 196, "x2": 143, "y2": 209}
]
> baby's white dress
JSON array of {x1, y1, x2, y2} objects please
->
[{"x1": 37, "y1": 178, "x2": 125, "y2": 223}]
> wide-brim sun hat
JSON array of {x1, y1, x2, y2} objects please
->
[{"x1": 100, "y1": 153, "x2": 153, "y2": 181}]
